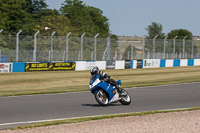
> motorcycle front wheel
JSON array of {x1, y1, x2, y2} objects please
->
[
  {"x1": 119, "y1": 89, "x2": 131, "y2": 105},
  {"x1": 95, "y1": 90, "x2": 109, "y2": 106}
]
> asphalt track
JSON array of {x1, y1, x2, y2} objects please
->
[{"x1": 0, "y1": 82, "x2": 200, "y2": 129}]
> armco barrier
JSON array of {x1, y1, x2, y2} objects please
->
[
  {"x1": 13, "y1": 62, "x2": 25, "y2": 72},
  {"x1": 0, "y1": 63, "x2": 12, "y2": 73}
]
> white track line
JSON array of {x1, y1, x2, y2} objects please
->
[{"x1": 0, "y1": 107, "x2": 197, "y2": 126}]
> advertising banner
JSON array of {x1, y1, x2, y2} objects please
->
[
  {"x1": 85, "y1": 61, "x2": 97, "y2": 70},
  {"x1": 137, "y1": 60, "x2": 143, "y2": 68},
  {"x1": 75, "y1": 61, "x2": 106, "y2": 71},
  {"x1": 25, "y1": 62, "x2": 76, "y2": 72},
  {"x1": 143, "y1": 59, "x2": 160, "y2": 68},
  {"x1": 0, "y1": 63, "x2": 12, "y2": 73},
  {"x1": 106, "y1": 60, "x2": 115, "y2": 69},
  {"x1": 125, "y1": 60, "x2": 131, "y2": 69}
]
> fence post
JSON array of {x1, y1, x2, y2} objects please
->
[
  {"x1": 80, "y1": 33, "x2": 86, "y2": 61},
  {"x1": 173, "y1": 36, "x2": 178, "y2": 58},
  {"x1": 164, "y1": 35, "x2": 168, "y2": 59},
  {"x1": 153, "y1": 35, "x2": 158, "y2": 59},
  {"x1": 131, "y1": 36, "x2": 134, "y2": 60},
  {"x1": 0, "y1": 30, "x2": 2, "y2": 62},
  {"x1": 49, "y1": 50, "x2": 51, "y2": 62},
  {"x1": 0, "y1": 49, "x2": 1, "y2": 62},
  {"x1": 102, "y1": 47, "x2": 107, "y2": 61},
  {"x1": 33, "y1": 31, "x2": 40, "y2": 62},
  {"x1": 119, "y1": 36, "x2": 123, "y2": 60},
  {"x1": 182, "y1": 36, "x2": 187, "y2": 59},
  {"x1": 50, "y1": 31, "x2": 56, "y2": 62},
  {"x1": 94, "y1": 33, "x2": 99, "y2": 61},
  {"x1": 192, "y1": 39, "x2": 194, "y2": 59},
  {"x1": 66, "y1": 32, "x2": 71, "y2": 61},
  {"x1": 114, "y1": 50, "x2": 117, "y2": 60},
  {"x1": 90, "y1": 51, "x2": 93, "y2": 61},
  {"x1": 127, "y1": 51, "x2": 130, "y2": 60},
  {"x1": 106, "y1": 35, "x2": 112, "y2": 60},
  {"x1": 143, "y1": 36, "x2": 146, "y2": 59},
  {"x1": 16, "y1": 30, "x2": 22, "y2": 62}
]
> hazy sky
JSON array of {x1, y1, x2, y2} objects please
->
[{"x1": 46, "y1": 0, "x2": 200, "y2": 36}]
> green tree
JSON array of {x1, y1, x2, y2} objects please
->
[
  {"x1": 60, "y1": 0, "x2": 109, "y2": 37},
  {"x1": 145, "y1": 22, "x2": 164, "y2": 39},
  {"x1": 167, "y1": 29, "x2": 195, "y2": 56},
  {"x1": 0, "y1": 0, "x2": 30, "y2": 34},
  {"x1": 145, "y1": 22, "x2": 165, "y2": 54},
  {"x1": 167, "y1": 29, "x2": 192, "y2": 39}
]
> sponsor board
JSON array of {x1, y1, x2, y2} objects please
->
[
  {"x1": 25, "y1": 62, "x2": 76, "y2": 72},
  {"x1": 143, "y1": 59, "x2": 160, "y2": 68},
  {"x1": 85, "y1": 62, "x2": 96, "y2": 70},
  {"x1": 137, "y1": 60, "x2": 143, "y2": 68},
  {"x1": 75, "y1": 61, "x2": 106, "y2": 71},
  {"x1": 125, "y1": 60, "x2": 131, "y2": 69},
  {"x1": 0, "y1": 63, "x2": 12, "y2": 73},
  {"x1": 106, "y1": 60, "x2": 115, "y2": 69}
]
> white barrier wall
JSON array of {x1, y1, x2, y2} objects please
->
[
  {"x1": 75, "y1": 61, "x2": 85, "y2": 71},
  {"x1": 75, "y1": 61, "x2": 106, "y2": 71},
  {"x1": 94, "y1": 61, "x2": 106, "y2": 70},
  {"x1": 115, "y1": 61, "x2": 125, "y2": 69},
  {"x1": 143, "y1": 59, "x2": 160, "y2": 68},
  {"x1": 0, "y1": 63, "x2": 12, "y2": 73},
  {"x1": 194, "y1": 59, "x2": 200, "y2": 66},
  {"x1": 132, "y1": 60, "x2": 137, "y2": 69},
  {"x1": 165, "y1": 60, "x2": 174, "y2": 67},
  {"x1": 180, "y1": 59, "x2": 188, "y2": 66}
]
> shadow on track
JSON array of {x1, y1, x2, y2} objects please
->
[{"x1": 81, "y1": 104, "x2": 122, "y2": 107}]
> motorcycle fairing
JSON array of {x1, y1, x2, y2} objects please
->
[{"x1": 89, "y1": 75, "x2": 117, "y2": 101}]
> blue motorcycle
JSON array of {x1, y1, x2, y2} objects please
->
[{"x1": 89, "y1": 75, "x2": 131, "y2": 106}]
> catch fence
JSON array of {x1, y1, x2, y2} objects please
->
[{"x1": 0, "y1": 34, "x2": 200, "y2": 62}]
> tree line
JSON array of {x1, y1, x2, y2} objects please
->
[{"x1": 0, "y1": 0, "x2": 110, "y2": 37}]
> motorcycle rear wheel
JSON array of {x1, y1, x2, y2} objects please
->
[
  {"x1": 119, "y1": 89, "x2": 131, "y2": 105},
  {"x1": 95, "y1": 90, "x2": 109, "y2": 106}
]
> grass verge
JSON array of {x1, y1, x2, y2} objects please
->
[
  {"x1": 1, "y1": 66, "x2": 200, "y2": 97},
  {"x1": 12, "y1": 106, "x2": 200, "y2": 130}
]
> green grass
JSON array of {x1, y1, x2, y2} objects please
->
[
  {"x1": 12, "y1": 107, "x2": 200, "y2": 130},
  {"x1": 1, "y1": 66, "x2": 200, "y2": 97}
]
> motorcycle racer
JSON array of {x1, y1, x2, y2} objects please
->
[{"x1": 90, "y1": 67, "x2": 123, "y2": 93}]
